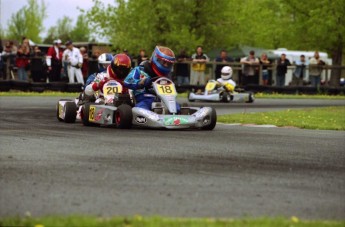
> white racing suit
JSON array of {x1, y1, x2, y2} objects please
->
[{"x1": 216, "y1": 78, "x2": 236, "y2": 92}]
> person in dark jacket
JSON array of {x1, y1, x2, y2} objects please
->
[
  {"x1": 276, "y1": 53, "x2": 291, "y2": 86},
  {"x1": 31, "y1": 46, "x2": 46, "y2": 82}
]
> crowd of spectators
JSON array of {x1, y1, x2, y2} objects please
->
[{"x1": 0, "y1": 39, "x2": 329, "y2": 87}]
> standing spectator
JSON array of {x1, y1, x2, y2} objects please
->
[
  {"x1": 15, "y1": 44, "x2": 31, "y2": 81},
  {"x1": 309, "y1": 51, "x2": 325, "y2": 87},
  {"x1": 275, "y1": 53, "x2": 291, "y2": 87},
  {"x1": 123, "y1": 49, "x2": 134, "y2": 67},
  {"x1": 214, "y1": 50, "x2": 234, "y2": 79},
  {"x1": 137, "y1": 49, "x2": 148, "y2": 66},
  {"x1": 175, "y1": 49, "x2": 190, "y2": 85},
  {"x1": 292, "y1": 55, "x2": 308, "y2": 86},
  {"x1": 46, "y1": 39, "x2": 63, "y2": 82},
  {"x1": 64, "y1": 40, "x2": 84, "y2": 85},
  {"x1": 1, "y1": 42, "x2": 14, "y2": 80},
  {"x1": 240, "y1": 50, "x2": 259, "y2": 85},
  {"x1": 79, "y1": 46, "x2": 89, "y2": 81},
  {"x1": 0, "y1": 39, "x2": 3, "y2": 79},
  {"x1": 191, "y1": 46, "x2": 209, "y2": 85},
  {"x1": 30, "y1": 46, "x2": 46, "y2": 82},
  {"x1": 259, "y1": 53, "x2": 271, "y2": 85}
]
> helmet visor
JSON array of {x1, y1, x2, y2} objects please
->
[{"x1": 157, "y1": 57, "x2": 173, "y2": 68}]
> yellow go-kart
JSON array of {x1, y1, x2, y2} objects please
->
[{"x1": 188, "y1": 80, "x2": 254, "y2": 103}]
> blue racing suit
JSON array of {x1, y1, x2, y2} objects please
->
[{"x1": 124, "y1": 61, "x2": 180, "y2": 111}]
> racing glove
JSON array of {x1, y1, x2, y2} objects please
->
[
  {"x1": 224, "y1": 82, "x2": 235, "y2": 92},
  {"x1": 92, "y1": 77, "x2": 109, "y2": 91},
  {"x1": 138, "y1": 77, "x2": 152, "y2": 89}
]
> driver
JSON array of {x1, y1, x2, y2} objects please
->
[
  {"x1": 124, "y1": 46, "x2": 178, "y2": 110},
  {"x1": 84, "y1": 53, "x2": 114, "y2": 88},
  {"x1": 217, "y1": 66, "x2": 236, "y2": 92},
  {"x1": 84, "y1": 53, "x2": 132, "y2": 102}
]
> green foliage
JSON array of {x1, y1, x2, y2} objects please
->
[
  {"x1": 70, "y1": 14, "x2": 91, "y2": 42},
  {"x1": 7, "y1": 0, "x2": 46, "y2": 43},
  {"x1": 43, "y1": 16, "x2": 73, "y2": 44}
]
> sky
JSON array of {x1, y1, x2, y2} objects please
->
[{"x1": 0, "y1": 0, "x2": 114, "y2": 38}]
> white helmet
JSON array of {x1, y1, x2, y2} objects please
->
[
  {"x1": 221, "y1": 66, "x2": 233, "y2": 80},
  {"x1": 98, "y1": 53, "x2": 113, "y2": 71}
]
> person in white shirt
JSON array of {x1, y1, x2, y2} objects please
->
[{"x1": 64, "y1": 40, "x2": 84, "y2": 85}]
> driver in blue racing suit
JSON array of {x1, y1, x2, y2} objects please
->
[{"x1": 124, "y1": 46, "x2": 180, "y2": 111}]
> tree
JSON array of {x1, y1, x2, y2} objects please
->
[
  {"x1": 43, "y1": 16, "x2": 73, "y2": 44},
  {"x1": 7, "y1": 0, "x2": 46, "y2": 43},
  {"x1": 70, "y1": 14, "x2": 91, "y2": 42}
]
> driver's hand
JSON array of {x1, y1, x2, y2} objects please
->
[
  {"x1": 97, "y1": 77, "x2": 109, "y2": 91},
  {"x1": 139, "y1": 77, "x2": 152, "y2": 88}
]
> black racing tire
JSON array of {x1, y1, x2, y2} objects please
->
[
  {"x1": 115, "y1": 104, "x2": 133, "y2": 129},
  {"x1": 81, "y1": 103, "x2": 98, "y2": 126},
  {"x1": 246, "y1": 92, "x2": 255, "y2": 103},
  {"x1": 187, "y1": 90, "x2": 195, "y2": 102},
  {"x1": 56, "y1": 99, "x2": 72, "y2": 122},
  {"x1": 202, "y1": 107, "x2": 217, "y2": 130},
  {"x1": 64, "y1": 102, "x2": 77, "y2": 123},
  {"x1": 221, "y1": 92, "x2": 231, "y2": 103}
]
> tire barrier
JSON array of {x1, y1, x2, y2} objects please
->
[{"x1": 0, "y1": 80, "x2": 344, "y2": 95}]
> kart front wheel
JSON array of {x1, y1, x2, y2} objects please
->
[
  {"x1": 81, "y1": 103, "x2": 98, "y2": 126},
  {"x1": 246, "y1": 92, "x2": 255, "y2": 103},
  {"x1": 63, "y1": 102, "x2": 77, "y2": 123},
  {"x1": 115, "y1": 104, "x2": 133, "y2": 129},
  {"x1": 202, "y1": 107, "x2": 217, "y2": 130},
  {"x1": 221, "y1": 92, "x2": 231, "y2": 103}
]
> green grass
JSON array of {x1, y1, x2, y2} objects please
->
[
  {"x1": 254, "y1": 93, "x2": 345, "y2": 100},
  {"x1": 0, "y1": 215, "x2": 343, "y2": 227},
  {"x1": 218, "y1": 106, "x2": 345, "y2": 130},
  {"x1": 0, "y1": 91, "x2": 79, "y2": 97}
]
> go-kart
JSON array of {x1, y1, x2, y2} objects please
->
[
  {"x1": 56, "y1": 80, "x2": 133, "y2": 129},
  {"x1": 131, "y1": 77, "x2": 217, "y2": 130},
  {"x1": 188, "y1": 80, "x2": 254, "y2": 103}
]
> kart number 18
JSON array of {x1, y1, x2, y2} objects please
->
[{"x1": 158, "y1": 85, "x2": 175, "y2": 95}]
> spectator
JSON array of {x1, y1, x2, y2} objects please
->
[
  {"x1": 214, "y1": 50, "x2": 234, "y2": 79},
  {"x1": 30, "y1": 46, "x2": 46, "y2": 82},
  {"x1": 123, "y1": 49, "x2": 134, "y2": 67},
  {"x1": 15, "y1": 44, "x2": 31, "y2": 81},
  {"x1": 64, "y1": 40, "x2": 84, "y2": 85},
  {"x1": 309, "y1": 51, "x2": 325, "y2": 87},
  {"x1": 0, "y1": 39, "x2": 3, "y2": 79},
  {"x1": 291, "y1": 55, "x2": 308, "y2": 86},
  {"x1": 79, "y1": 46, "x2": 89, "y2": 80},
  {"x1": 88, "y1": 50, "x2": 101, "y2": 75},
  {"x1": 175, "y1": 49, "x2": 190, "y2": 85},
  {"x1": 46, "y1": 39, "x2": 63, "y2": 82},
  {"x1": 191, "y1": 46, "x2": 209, "y2": 85},
  {"x1": 137, "y1": 49, "x2": 148, "y2": 66},
  {"x1": 259, "y1": 53, "x2": 271, "y2": 85},
  {"x1": 240, "y1": 50, "x2": 259, "y2": 85},
  {"x1": 275, "y1": 53, "x2": 291, "y2": 87},
  {"x1": 1, "y1": 42, "x2": 14, "y2": 80}
]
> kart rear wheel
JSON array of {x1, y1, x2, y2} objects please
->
[
  {"x1": 221, "y1": 92, "x2": 231, "y2": 103},
  {"x1": 115, "y1": 104, "x2": 132, "y2": 129},
  {"x1": 202, "y1": 107, "x2": 217, "y2": 130},
  {"x1": 82, "y1": 103, "x2": 98, "y2": 126},
  {"x1": 246, "y1": 92, "x2": 255, "y2": 103},
  {"x1": 187, "y1": 90, "x2": 195, "y2": 102},
  {"x1": 64, "y1": 102, "x2": 77, "y2": 123}
]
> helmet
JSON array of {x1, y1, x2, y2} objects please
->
[
  {"x1": 221, "y1": 66, "x2": 233, "y2": 80},
  {"x1": 151, "y1": 46, "x2": 176, "y2": 77},
  {"x1": 110, "y1": 53, "x2": 132, "y2": 79},
  {"x1": 98, "y1": 53, "x2": 113, "y2": 72}
]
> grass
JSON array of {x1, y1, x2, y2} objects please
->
[
  {"x1": 218, "y1": 106, "x2": 345, "y2": 130},
  {"x1": 0, "y1": 91, "x2": 79, "y2": 97},
  {"x1": 0, "y1": 215, "x2": 343, "y2": 227}
]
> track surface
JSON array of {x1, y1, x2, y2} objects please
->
[{"x1": 0, "y1": 97, "x2": 344, "y2": 219}]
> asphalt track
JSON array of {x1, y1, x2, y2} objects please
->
[{"x1": 0, "y1": 96, "x2": 344, "y2": 219}]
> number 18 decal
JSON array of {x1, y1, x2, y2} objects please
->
[{"x1": 157, "y1": 84, "x2": 176, "y2": 95}]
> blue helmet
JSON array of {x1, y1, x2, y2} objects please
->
[
  {"x1": 98, "y1": 53, "x2": 113, "y2": 72},
  {"x1": 151, "y1": 46, "x2": 176, "y2": 77}
]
